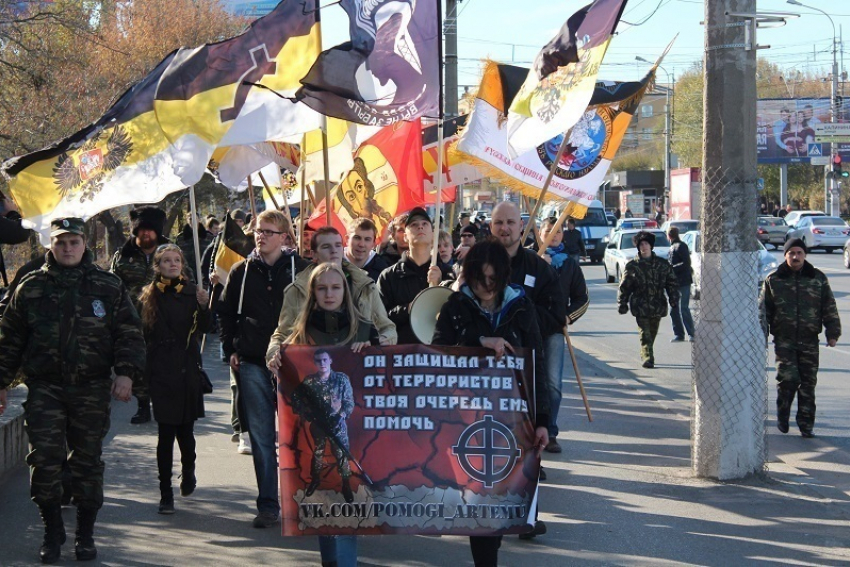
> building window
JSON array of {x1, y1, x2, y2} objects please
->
[
  {"x1": 641, "y1": 128, "x2": 653, "y2": 140},
  {"x1": 641, "y1": 104, "x2": 653, "y2": 117}
]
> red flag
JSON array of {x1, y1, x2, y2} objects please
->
[{"x1": 308, "y1": 119, "x2": 424, "y2": 243}]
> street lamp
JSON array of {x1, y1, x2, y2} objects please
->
[
  {"x1": 788, "y1": 0, "x2": 839, "y2": 214},
  {"x1": 636, "y1": 56, "x2": 673, "y2": 219}
]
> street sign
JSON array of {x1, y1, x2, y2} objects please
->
[
  {"x1": 815, "y1": 123, "x2": 850, "y2": 142},
  {"x1": 811, "y1": 156, "x2": 831, "y2": 166},
  {"x1": 808, "y1": 143, "x2": 823, "y2": 156},
  {"x1": 756, "y1": 178, "x2": 764, "y2": 191}
]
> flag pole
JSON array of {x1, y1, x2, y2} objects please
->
[
  {"x1": 430, "y1": 0, "x2": 446, "y2": 274},
  {"x1": 314, "y1": 0, "x2": 332, "y2": 228},
  {"x1": 299, "y1": 142, "x2": 308, "y2": 256},
  {"x1": 246, "y1": 174, "x2": 258, "y2": 222},
  {"x1": 520, "y1": 132, "x2": 572, "y2": 246},
  {"x1": 258, "y1": 170, "x2": 297, "y2": 246},
  {"x1": 188, "y1": 185, "x2": 204, "y2": 287}
]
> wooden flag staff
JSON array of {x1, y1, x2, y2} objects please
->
[{"x1": 520, "y1": 132, "x2": 572, "y2": 246}]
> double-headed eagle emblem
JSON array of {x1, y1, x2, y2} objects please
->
[{"x1": 52, "y1": 126, "x2": 133, "y2": 202}]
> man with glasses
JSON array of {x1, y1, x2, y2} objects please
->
[{"x1": 218, "y1": 210, "x2": 309, "y2": 528}]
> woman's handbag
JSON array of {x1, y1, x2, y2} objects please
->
[{"x1": 199, "y1": 366, "x2": 213, "y2": 394}]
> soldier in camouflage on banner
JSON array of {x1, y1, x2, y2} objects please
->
[
  {"x1": 110, "y1": 206, "x2": 168, "y2": 424},
  {"x1": 760, "y1": 238, "x2": 841, "y2": 438},
  {"x1": 0, "y1": 218, "x2": 145, "y2": 564},
  {"x1": 291, "y1": 349, "x2": 356, "y2": 504},
  {"x1": 617, "y1": 231, "x2": 680, "y2": 369}
]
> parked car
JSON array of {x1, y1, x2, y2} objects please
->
[
  {"x1": 542, "y1": 200, "x2": 610, "y2": 264},
  {"x1": 680, "y1": 230, "x2": 778, "y2": 300},
  {"x1": 783, "y1": 210, "x2": 825, "y2": 230},
  {"x1": 603, "y1": 229, "x2": 671, "y2": 283},
  {"x1": 784, "y1": 216, "x2": 850, "y2": 253},
  {"x1": 660, "y1": 219, "x2": 699, "y2": 235},
  {"x1": 757, "y1": 216, "x2": 789, "y2": 249},
  {"x1": 606, "y1": 213, "x2": 617, "y2": 227}
]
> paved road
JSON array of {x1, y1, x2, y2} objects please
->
[{"x1": 574, "y1": 247, "x2": 850, "y2": 486}]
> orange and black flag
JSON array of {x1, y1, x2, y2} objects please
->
[{"x1": 214, "y1": 216, "x2": 256, "y2": 283}]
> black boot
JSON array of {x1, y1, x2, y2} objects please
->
[
  {"x1": 179, "y1": 468, "x2": 196, "y2": 497},
  {"x1": 38, "y1": 503, "x2": 65, "y2": 564},
  {"x1": 74, "y1": 507, "x2": 98, "y2": 561},
  {"x1": 159, "y1": 488, "x2": 175, "y2": 515},
  {"x1": 131, "y1": 398, "x2": 151, "y2": 424}
]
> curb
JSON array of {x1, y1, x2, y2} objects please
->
[{"x1": 0, "y1": 385, "x2": 28, "y2": 480}]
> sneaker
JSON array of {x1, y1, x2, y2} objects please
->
[
  {"x1": 231, "y1": 432, "x2": 240, "y2": 443},
  {"x1": 518, "y1": 520, "x2": 547, "y2": 540},
  {"x1": 544, "y1": 438, "x2": 562, "y2": 454},
  {"x1": 252, "y1": 511, "x2": 280, "y2": 528},
  {"x1": 158, "y1": 495, "x2": 175, "y2": 515},
  {"x1": 670, "y1": 336, "x2": 685, "y2": 343},
  {"x1": 238, "y1": 433, "x2": 252, "y2": 455},
  {"x1": 688, "y1": 336, "x2": 695, "y2": 343}
]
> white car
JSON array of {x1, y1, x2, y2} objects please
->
[
  {"x1": 784, "y1": 216, "x2": 850, "y2": 253},
  {"x1": 783, "y1": 210, "x2": 825, "y2": 230},
  {"x1": 603, "y1": 229, "x2": 671, "y2": 283},
  {"x1": 680, "y1": 230, "x2": 778, "y2": 300}
]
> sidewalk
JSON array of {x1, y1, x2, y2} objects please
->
[{"x1": 0, "y1": 336, "x2": 849, "y2": 565}]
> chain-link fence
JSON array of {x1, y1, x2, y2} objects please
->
[{"x1": 691, "y1": 166, "x2": 769, "y2": 480}]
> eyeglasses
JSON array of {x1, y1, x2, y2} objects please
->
[{"x1": 255, "y1": 228, "x2": 284, "y2": 237}]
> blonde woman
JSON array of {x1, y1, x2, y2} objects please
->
[
  {"x1": 138, "y1": 244, "x2": 209, "y2": 514},
  {"x1": 268, "y1": 262, "x2": 371, "y2": 567}
]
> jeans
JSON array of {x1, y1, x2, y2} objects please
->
[
  {"x1": 544, "y1": 333, "x2": 566, "y2": 438},
  {"x1": 318, "y1": 535, "x2": 358, "y2": 567},
  {"x1": 568, "y1": 253, "x2": 581, "y2": 265},
  {"x1": 670, "y1": 284, "x2": 695, "y2": 339},
  {"x1": 237, "y1": 361, "x2": 280, "y2": 515}
]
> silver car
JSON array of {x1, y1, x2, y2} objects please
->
[
  {"x1": 680, "y1": 231, "x2": 777, "y2": 300},
  {"x1": 784, "y1": 216, "x2": 850, "y2": 253},
  {"x1": 603, "y1": 229, "x2": 671, "y2": 283},
  {"x1": 757, "y1": 216, "x2": 788, "y2": 249}
]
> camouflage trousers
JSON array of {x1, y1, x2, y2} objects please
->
[
  {"x1": 635, "y1": 317, "x2": 661, "y2": 363},
  {"x1": 309, "y1": 423, "x2": 351, "y2": 480},
  {"x1": 24, "y1": 381, "x2": 112, "y2": 509},
  {"x1": 774, "y1": 342, "x2": 819, "y2": 433}
]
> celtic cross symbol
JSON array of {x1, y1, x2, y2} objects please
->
[{"x1": 452, "y1": 415, "x2": 522, "y2": 488}]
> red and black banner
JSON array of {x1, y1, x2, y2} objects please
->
[{"x1": 275, "y1": 344, "x2": 540, "y2": 536}]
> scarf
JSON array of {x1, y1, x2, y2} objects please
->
[
  {"x1": 546, "y1": 243, "x2": 568, "y2": 270},
  {"x1": 155, "y1": 274, "x2": 186, "y2": 294}
]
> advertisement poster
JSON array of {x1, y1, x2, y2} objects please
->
[
  {"x1": 274, "y1": 344, "x2": 541, "y2": 536},
  {"x1": 756, "y1": 98, "x2": 850, "y2": 163}
]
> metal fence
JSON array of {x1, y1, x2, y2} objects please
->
[{"x1": 691, "y1": 166, "x2": 769, "y2": 479}]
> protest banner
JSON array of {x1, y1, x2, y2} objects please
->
[{"x1": 274, "y1": 344, "x2": 541, "y2": 536}]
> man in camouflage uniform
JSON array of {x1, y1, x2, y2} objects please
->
[
  {"x1": 0, "y1": 218, "x2": 145, "y2": 564},
  {"x1": 110, "y1": 206, "x2": 168, "y2": 423},
  {"x1": 617, "y1": 231, "x2": 680, "y2": 369},
  {"x1": 760, "y1": 238, "x2": 840, "y2": 437},
  {"x1": 291, "y1": 349, "x2": 355, "y2": 503}
]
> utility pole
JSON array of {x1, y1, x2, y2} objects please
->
[{"x1": 693, "y1": 0, "x2": 766, "y2": 480}]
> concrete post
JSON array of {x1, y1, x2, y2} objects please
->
[
  {"x1": 780, "y1": 163, "x2": 788, "y2": 207},
  {"x1": 693, "y1": 0, "x2": 766, "y2": 480}
]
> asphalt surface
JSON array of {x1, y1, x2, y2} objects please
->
[{"x1": 1, "y1": 253, "x2": 850, "y2": 565}]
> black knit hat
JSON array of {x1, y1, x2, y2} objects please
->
[
  {"x1": 784, "y1": 237, "x2": 807, "y2": 255},
  {"x1": 632, "y1": 230, "x2": 656, "y2": 249},
  {"x1": 130, "y1": 206, "x2": 166, "y2": 237}
]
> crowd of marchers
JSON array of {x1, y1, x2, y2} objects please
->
[{"x1": 0, "y1": 198, "x2": 838, "y2": 566}]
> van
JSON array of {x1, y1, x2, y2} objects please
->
[{"x1": 539, "y1": 200, "x2": 609, "y2": 263}]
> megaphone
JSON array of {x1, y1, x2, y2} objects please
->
[{"x1": 409, "y1": 286, "x2": 454, "y2": 344}]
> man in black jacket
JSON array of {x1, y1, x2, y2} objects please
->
[
  {"x1": 377, "y1": 213, "x2": 409, "y2": 266},
  {"x1": 377, "y1": 208, "x2": 451, "y2": 344},
  {"x1": 562, "y1": 218, "x2": 586, "y2": 264},
  {"x1": 345, "y1": 217, "x2": 389, "y2": 282},
  {"x1": 538, "y1": 216, "x2": 589, "y2": 453},
  {"x1": 218, "y1": 209, "x2": 308, "y2": 529},
  {"x1": 0, "y1": 194, "x2": 31, "y2": 245},
  {"x1": 666, "y1": 227, "x2": 695, "y2": 342}
]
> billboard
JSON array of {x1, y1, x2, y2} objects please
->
[
  {"x1": 220, "y1": 1, "x2": 276, "y2": 17},
  {"x1": 757, "y1": 98, "x2": 850, "y2": 164}
]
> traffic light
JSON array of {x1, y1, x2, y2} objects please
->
[{"x1": 835, "y1": 156, "x2": 849, "y2": 178}]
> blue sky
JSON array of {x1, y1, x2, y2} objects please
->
[{"x1": 317, "y1": 0, "x2": 849, "y2": 89}]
